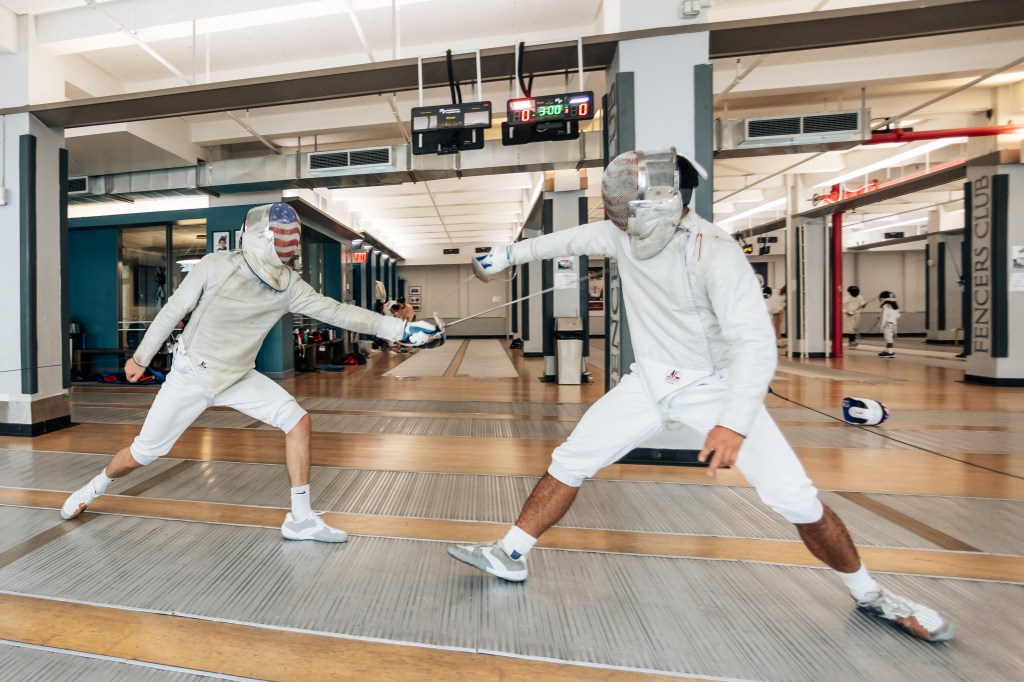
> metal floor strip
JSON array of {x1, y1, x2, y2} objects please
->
[
  {"x1": 456, "y1": 339, "x2": 519, "y2": 378},
  {"x1": 382, "y1": 341, "x2": 463, "y2": 377},
  {"x1": 72, "y1": 391, "x2": 592, "y2": 417},
  {"x1": 0, "y1": 510, "x2": 1019, "y2": 682},
  {"x1": 4, "y1": 450, "x2": 1018, "y2": 554},
  {"x1": 0, "y1": 640, "x2": 240, "y2": 682}
]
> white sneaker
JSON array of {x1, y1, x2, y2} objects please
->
[
  {"x1": 60, "y1": 483, "x2": 100, "y2": 520},
  {"x1": 856, "y1": 588, "x2": 955, "y2": 642},
  {"x1": 447, "y1": 541, "x2": 528, "y2": 581},
  {"x1": 280, "y1": 513, "x2": 348, "y2": 543}
]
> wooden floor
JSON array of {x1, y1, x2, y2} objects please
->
[{"x1": 1, "y1": 342, "x2": 1021, "y2": 680}]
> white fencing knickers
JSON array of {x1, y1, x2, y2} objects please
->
[
  {"x1": 548, "y1": 373, "x2": 824, "y2": 524},
  {"x1": 129, "y1": 347, "x2": 307, "y2": 465}
]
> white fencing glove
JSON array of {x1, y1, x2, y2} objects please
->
[
  {"x1": 472, "y1": 245, "x2": 513, "y2": 282},
  {"x1": 401, "y1": 320, "x2": 445, "y2": 349}
]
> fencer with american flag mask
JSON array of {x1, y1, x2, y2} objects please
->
[
  {"x1": 450, "y1": 148, "x2": 953, "y2": 643},
  {"x1": 60, "y1": 202, "x2": 444, "y2": 543}
]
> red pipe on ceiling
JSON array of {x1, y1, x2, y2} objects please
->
[{"x1": 866, "y1": 124, "x2": 1023, "y2": 144}]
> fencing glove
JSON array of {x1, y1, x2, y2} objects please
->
[
  {"x1": 401, "y1": 320, "x2": 445, "y2": 349},
  {"x1": 472, "y1": 245, "x2": 513, "y2": 282}
]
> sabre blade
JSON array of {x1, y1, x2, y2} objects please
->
[{"x1": 440, "y1": 285, "x2": 558, "y2": 328}]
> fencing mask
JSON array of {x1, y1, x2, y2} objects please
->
[
  {"x1": 601, "y1": 147, "x2": 705, "y2": 259},
  {"x1": 240, "y1": 203, "x2": 301, "y2": 292},
  {"x1": 842, "y1": 397, "x2": 890, "y2": 426}
]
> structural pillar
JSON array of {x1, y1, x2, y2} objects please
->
[
  {"x1": 963, "y1": 153, "x2": 1024, "y2": 385},
  {"x1": 0, "y1": 14, "x2": 70, "y2": 434},
  {"x1": 539, "y1": 171, "x2": 588, "y2": 381}
]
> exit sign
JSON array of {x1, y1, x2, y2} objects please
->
[{"x1": 353, "y1": 251, "x2": 368, "y2": 263}]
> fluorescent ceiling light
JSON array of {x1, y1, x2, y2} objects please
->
[
  {"x1": 818, "y1": 137, "x2": 967, "y2": 188},
  {"x1": 714, "y1": 202, "x2": 736, "y2": 214},
  {"x1": 719, "y1": 197, "x2": 787, "y2": 226},
  {"x1": 853, "y1": 215, "x2": 930, "y2": 234}
]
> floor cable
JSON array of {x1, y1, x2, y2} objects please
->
[{"x1": 768, "y1": 387, "x2": 1024, "y2": 482}]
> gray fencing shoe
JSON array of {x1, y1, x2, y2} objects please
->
[
  {"x1": 280, "y1": 513, "x2": 348, "y2": 543},
  {"x1": 856, "y1": 588, "x2": 955, "y2": 642},
  {"x1": 447, "y1": 541, "x2": 527, "y2": 581}
]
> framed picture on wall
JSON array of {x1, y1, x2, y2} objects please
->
[
  {"x1": 235, "y1": 229, "x2": 242, "y2": 250},
  {"x1": 213, "y1": 231, "x2": 230, "y2": 253},
  {"x1": 411, "y1": 304, "x2": 421, "y2": 312},
  {"x1": 409, "y1": 295, "x2": 421, "y2": 304},
  {"x1": 409, "y1": 285, "x2": 422, "y2": 295}
]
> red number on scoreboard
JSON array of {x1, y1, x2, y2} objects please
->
[{"x1": 578, "y1": 102, "x2": 589, "y2": 117}]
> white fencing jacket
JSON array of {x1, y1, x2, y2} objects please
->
[
  {"x1": 510, "y1": 213, "x2": 777, "y2": 437},
  {"x1": 132, "y1": 252, "x2": 406, "y2": 395}
]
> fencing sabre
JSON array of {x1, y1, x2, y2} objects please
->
[
  {"x1": 435, "y1": 269, "x2": 603, "y2": 332},
  {"x1": 434, "y1": 284, "x2": 558, "y2": 332}
]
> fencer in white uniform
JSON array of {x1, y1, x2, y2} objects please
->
[
  {"x1": 448, "y1": 149, "x2": 953, "y2": 642},
  {"x1": 60, "y1": 202, "x2": 444, "y2": 542}
]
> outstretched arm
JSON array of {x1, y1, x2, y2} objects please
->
[
  {"x1": 473, "y1": 221, "x2": 619, "y2": 281},
  {"x1": 288, "y1": 279, "x2": 407, "y2": 341}
]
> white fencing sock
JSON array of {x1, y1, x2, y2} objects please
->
[
  {"x1": 837, "y1": 564, "x2": 880, "y2": 601},
  {"x1": 500, "y1": 525, "x2": 537, "y2": 560},
  {"x1": 90, "y1": 471, "x2": 114, "y2": 495},
  {"x1": 290, "y1": 485, "x2": 313, "y2": 521}
]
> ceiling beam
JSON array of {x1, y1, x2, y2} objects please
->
[{"x1": 4, "y1": 0, "x2": 1021, "y2": 128}]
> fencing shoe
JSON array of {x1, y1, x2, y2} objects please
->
[
  {"x1": 60, "y1": 484, "x2": 100, "y2": 520},
  {"x1": 856, "y1": 588, "x2": 955, "y2": 642},
  {"x1": 281, "y1": 513, "x2": 348, "y2": 543},
  {"x1": 447, "y1": 541, "x2": 527, "y2": 581},
  {"x1": 878, "y1": 351, "x2": 896, "y2": 358}
]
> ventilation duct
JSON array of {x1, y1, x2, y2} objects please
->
[
  {"x1": 68, "y1": 134, "x2": 604, "y2": 204},
  {"x1": 716, "y1": 109, "x2": 868, "y2": 158}
]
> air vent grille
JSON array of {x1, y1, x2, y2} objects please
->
[
  {"x1": 802, "y1": 112, "x2": 859, "y2": 134},
  {"x1": 67, "y1": 176, "x2": 89, "y2": 194},
  {"x1": 747, "y1": 117, "x2": 800, "y2": 138},
  {"x1": 349, "y1": 148, "x2": 391, "y2": 166},
  {"x1": 308, "y1": 147, "x2": 391, "y2": 173},
  {"x1": 309, "y1": 152, "x2": 350, "y2": 171}
]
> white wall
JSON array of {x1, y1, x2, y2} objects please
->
[
  {"x1": 399, "y1": 264, "x2": 508, "y2": 336},
  {"x1": 848, "y1": 250, "x2": 927, "y2": 334}
]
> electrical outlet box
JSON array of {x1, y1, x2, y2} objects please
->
[{"x1": 680, "y1": 0, "x2": 701, "y2": 18}]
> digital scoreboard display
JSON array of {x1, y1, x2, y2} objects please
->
[
  {"x1": 506, "y1": 91, "x2": 594, "y2": 126},
  {"x1": 411, "y1": 102, "x2": 492, "y2": 132}
]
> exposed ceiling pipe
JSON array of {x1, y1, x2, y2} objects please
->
[
  {"x1": 342, "y1": 0, "x2": 410, "y2": 145},
  {"x1": 867, "y1": 124, "x2": 1023, "y2": 144},
  {"x1": 81, "y1": 0, "x2": 280, "y2": 155},
  {"x1": 421, "y1": 181, "x2": 457, "y2": 246},
  {"x1": 812, "y1": 157, "x2": 964, "y2": 205},
  {"x1": 714, "y1": 56, "x2": 768, "y2": 105}
]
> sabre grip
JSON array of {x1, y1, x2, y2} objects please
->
[{"x1": 472, "y1": 245, "x2": 512, "y2": 283}]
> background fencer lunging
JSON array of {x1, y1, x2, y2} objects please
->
[
  {"x1": 448, "y1": 148, "x2": 954, "y2": 643},
  {"x1": 61, "y1": 202, "x2": 444, "y2": 542}
]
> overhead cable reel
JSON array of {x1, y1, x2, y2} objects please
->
[
  {"x1": 411, "y1": 49, "x2": 492, "y2": 156},
  {"x1": 502, "y1": 38, "x2": 595, "y2": 147}
]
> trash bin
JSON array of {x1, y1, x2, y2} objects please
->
[{"x1": 554, "y1": 317, "x2": 585, "y2": 385}]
